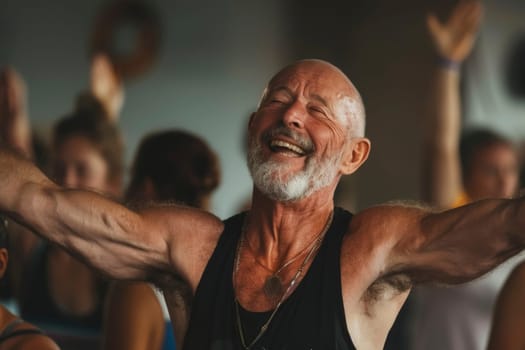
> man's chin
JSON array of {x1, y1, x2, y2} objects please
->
[
  {"x1": 253, "y1": 174, "x2": 310, "y2": 202},
  {"x1": 257, "y1": 188, "x2": 306, "y2": 202}
]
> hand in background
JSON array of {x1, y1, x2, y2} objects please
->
[
  {"x1": 427, "y1": 1, "x2": 483, "y2": 62},
  {"x1": 0, "y1": 67, "x2": 32, "y2": 158},
  {"x1": 90, "y1": 53, "x2": 124, "y2": 122}
]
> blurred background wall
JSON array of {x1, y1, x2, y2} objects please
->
[{"x1": 2, "y1": 0, "x2": 525, "y2": 217}]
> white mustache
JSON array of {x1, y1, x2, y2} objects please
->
[{"x1": 262, "y1": 126, "x2": 314, "y2": 154}]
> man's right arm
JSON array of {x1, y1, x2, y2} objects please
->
[{"x1": 0, "y1": 146, "x2": 224, "y2": 285}]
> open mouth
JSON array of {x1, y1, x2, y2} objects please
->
[{"x1": 269, "y1": 139, "x2": 306, "y2": 156}]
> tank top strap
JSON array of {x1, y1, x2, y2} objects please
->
[
  {"x1": 317, "y1": 207, "x2": 355, "y2": 348},
  {"x1": 0, "y1": 318, "x2": 44, "y2": 344},
  {"x1": 0, "y1": 319, "x2": 25, "y2": 338},
  {"x1": 183, "y1": 212, "x2": 245, "y2": 349}
]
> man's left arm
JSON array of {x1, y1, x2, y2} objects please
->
[{"x1": 362, "y1": 199, "x2": 525, "y2": 285}]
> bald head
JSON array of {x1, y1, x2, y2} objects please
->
[{"x1": 260, "y1": 59, "x2": 366, "y2": 138}]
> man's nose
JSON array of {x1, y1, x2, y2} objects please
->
[{"x1": 282, "y1": 101, "x2": 306, "y2": 130}]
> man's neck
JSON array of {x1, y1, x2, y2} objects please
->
[{"x1": 245, "y1": 187, "x2": 335, "y2": 269}]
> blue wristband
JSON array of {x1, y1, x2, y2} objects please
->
[{"x1": 437, "y1": 56, "x2": 460, "y2": 71}]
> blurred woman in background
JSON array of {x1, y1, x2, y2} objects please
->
[
  {"x1": 19, "y1": 99, "x2": 123, "y2": 346},
  {"x1": 102, "y1": 129, "x2": 220, "y2": 350}
]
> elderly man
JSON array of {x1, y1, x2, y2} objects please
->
[{"x1": 1, "y1": 59, "x2": 524, "y2": 350}]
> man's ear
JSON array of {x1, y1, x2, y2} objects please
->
[
  {"x1": 340, "y1": 137, "x2": 371, "y2": 175},
  {"x1": 0, "y1": 248, "x2": 8, "y2": 279}
]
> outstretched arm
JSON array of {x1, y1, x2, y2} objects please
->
[
  {"x1": 0, "y1": 146, "x2": 223, "y2": 286},
  {"x1": 356, "y1": 199, "x2": 525, "y2": 287},
  {"x1": 423, "y1": 1, "x2": 482, "y2": 207}
]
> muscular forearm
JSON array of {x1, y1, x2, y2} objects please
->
[
  {"x1": 409, "y1": 198, "x2": 525, "y2": 284},
  {"x1": 0, "y1": 146, "x2": 163, "y2": 279},
  {"x1": 0, "y1": 145, "x2": 223, "y2": 284},
  {"x1": 376, "y1": 198, "x2": 525, "y2": 286},
  {"x1": 18, "y1": 185, "x2": 169, "y2": 279}
]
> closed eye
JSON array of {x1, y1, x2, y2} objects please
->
[
  {"x1": 309, "y1": 106, "x2": 327, "y2": 117},
  {"x1": 264, "y1": 88, "x2": 293, "y2": 106}
]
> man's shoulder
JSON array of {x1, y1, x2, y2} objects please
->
[{"x1": 346, "y1": 201, "x2": 431, "y2": 242}]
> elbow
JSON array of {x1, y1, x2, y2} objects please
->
[{"x1": 7, "y1": 182, "x2": 58, "y2": 233}]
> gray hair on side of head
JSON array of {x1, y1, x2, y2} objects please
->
[{"x1": 348, "y1": 90, "x2": 366, "y2": 138}]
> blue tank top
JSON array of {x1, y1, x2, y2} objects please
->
[
  {"x1": 183, "y1": 207, "x2": 356, "y2": 350},
  {"x1": 152, "y1": 287, "x2": 176, "y2": 350},
  {"x1": 162, "y1": 321, "x2": 176, "y2": 350}
]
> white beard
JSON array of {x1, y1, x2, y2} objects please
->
[{"x1": 247, "y1": 139, "x2": 342, "y2": 202}]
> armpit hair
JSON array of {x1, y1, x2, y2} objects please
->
[
  {"x1": 151, "y1": 270, "x2": 194, "y2": 316},
  {"x1": 150, "y1": 267, "x2": 192, "y2": 294},
  {"x1": 363, "y1": 272, "x2": 412, "y2": 303}
]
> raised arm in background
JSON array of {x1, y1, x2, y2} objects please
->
[
  {"x1": 90, "y1": 53, "x2": 124, "y2": 122},
  {"x1": 0, "y1": 68, "x2": 32, "y2": 158},
  {"x1": 423, "y1": 0, "x2": 482, "y2": 207}
]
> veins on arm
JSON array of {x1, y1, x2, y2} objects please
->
[
  {"x1": 379, "y1": 199, "x2": 525, "y2": 287},
  {"x1": 15, "y1": 184, "x2": 223, "y2": 284}
]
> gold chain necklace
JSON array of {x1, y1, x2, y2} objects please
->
[{"x1": 233, "y1": 211, "x2": 334, "y2": 350}]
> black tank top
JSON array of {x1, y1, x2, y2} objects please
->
[{"x1": 183, "y1": 207, "x2": 356, "y2": 350}]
